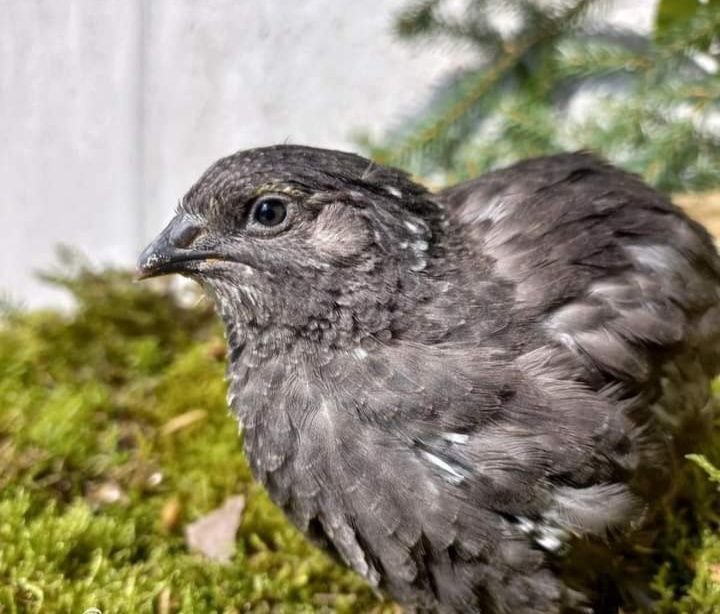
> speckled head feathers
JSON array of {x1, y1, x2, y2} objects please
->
[
  {"x1": 139, "y1": 145, "x2": 446, "y2": 343},
  {"x1": 180, "y1": 144, "x2": 433, "y2": 217}
]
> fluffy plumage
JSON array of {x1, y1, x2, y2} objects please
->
[{"x1": 138, "y1": 146, "x2": 720, "y2": 613}]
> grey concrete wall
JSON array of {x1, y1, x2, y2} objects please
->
[{"x1": 0, "y1": 0, "x2": 655, "y2": 306}]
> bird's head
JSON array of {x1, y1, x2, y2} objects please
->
[{"x1": 138, "y1": 145, "x2": 445, "y2": 345}]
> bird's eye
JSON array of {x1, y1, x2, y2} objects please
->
[{"x1": 252, "y1": 198, "x2": 287, "y2": 227}]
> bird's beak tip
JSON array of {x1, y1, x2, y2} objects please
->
[{"x1": 135, "y1": 250, "x2": 161, "y2": 281}]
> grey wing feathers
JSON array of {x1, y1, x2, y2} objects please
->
[
  {"x1": 431, "y1": 154, "x2": 720, "y2": 582},
  {"x1": 441, "y1": 152, "x2": 720, "y2": 393}
]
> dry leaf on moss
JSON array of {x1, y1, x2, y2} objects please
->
[
  {"x1": 160, "y1": 409, "x2": 207, "y2": 435},
  {"x1": 185, "y1": 495, "x2": 245, "y2": 563}
]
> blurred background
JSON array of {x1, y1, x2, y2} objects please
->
[
  {"x1": 3, "y1": 1, "x2": 720, "y2": 613},
  {"x1": 0, "y1": 0, "x2": 675, "y2": 306},
  {"x1": 2, "y1": 0, "x2": 475, "y2": 306}
]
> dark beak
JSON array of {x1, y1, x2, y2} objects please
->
[{"x1": 136, "y1": 216, "x2": 209, "y2": 280}]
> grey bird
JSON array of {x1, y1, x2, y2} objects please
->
[{"x1": 138, "y1": 146, "x2": 720, "y2": 613}]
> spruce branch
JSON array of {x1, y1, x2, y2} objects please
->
[{"x1": 373, "y1": 0, "x2": 720, "y2": 192}]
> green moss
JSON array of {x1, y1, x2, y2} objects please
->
[
  {"x1": 1, "y1": 259, "x2": 719, "y2": 612},
  {"x1": 0, "y1": 262, "x2": 384, "y2": 613}
]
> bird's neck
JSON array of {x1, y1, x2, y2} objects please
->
[{"x1": 211, "y1": 263, "x2": 412, "y2": 356}]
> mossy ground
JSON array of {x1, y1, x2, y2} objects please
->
[{"x1": 1, "y1": 259, "x2": 720, "y2": 613}]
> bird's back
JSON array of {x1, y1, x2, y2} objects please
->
[
  {"x1": 442, "y1": 152, "x2": 720, "y2": 395},
  {"x1": 435, "y1": 153, "x2": 720, "y2": 610}
]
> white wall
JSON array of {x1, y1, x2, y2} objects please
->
[
  {"x1": 1, "y1": 2, "x2": 145, "y2": 305},
  {"x1": 0, "y1": 0, "x2": 655, "y2": 306}
]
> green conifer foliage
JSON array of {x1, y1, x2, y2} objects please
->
[{"x1": 365, "y1": 0, "x2": 720, "y2": 193}]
